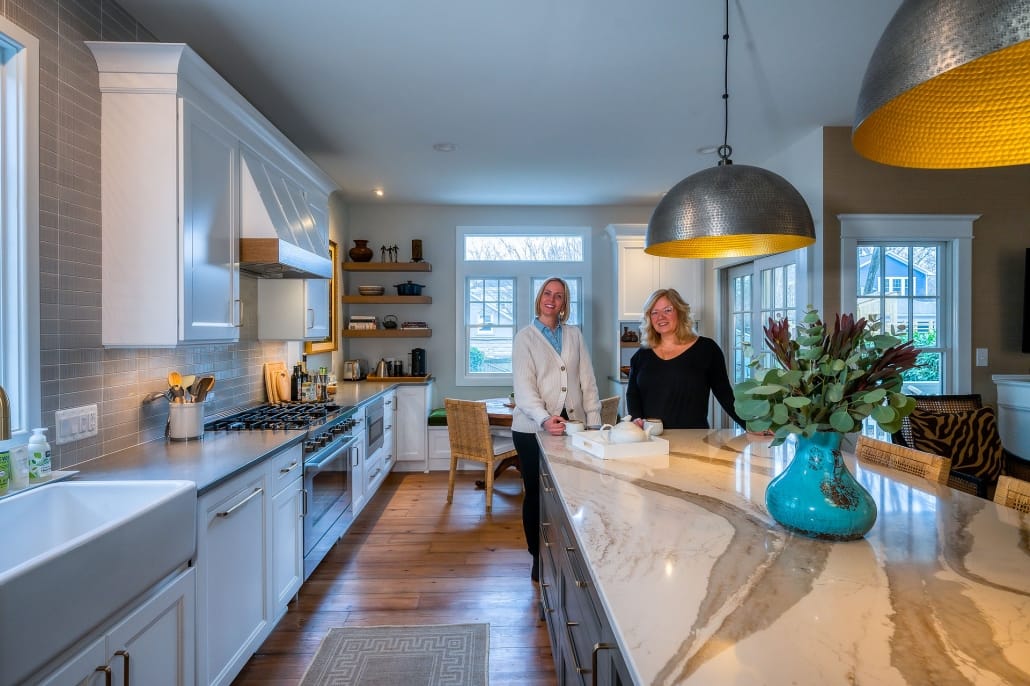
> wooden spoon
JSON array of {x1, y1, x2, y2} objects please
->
[
  {"x1": 194, "y1": 376, "x2": 216, "y2": 403},
  {"x1": 167, "y1": 370, "x2": 182, "y2": 389}
]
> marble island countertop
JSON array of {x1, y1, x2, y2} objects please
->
[{"x1": 539, "y1": 429, "x2": 1030, "y2": 686}]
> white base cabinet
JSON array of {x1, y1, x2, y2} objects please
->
[
  {"x1": 37, "y1": 567, "x2": 196, "y2": 686},
  {"x1": 195, "y1": 443, "x2": 304, "y2": 686},
  {"x1": 395, "y1": 383, "x2": 433, "y2": 472}
]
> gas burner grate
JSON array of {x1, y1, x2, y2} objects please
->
[{"x1": 205, "y1": 402, "x2": 342, "y2": 431}]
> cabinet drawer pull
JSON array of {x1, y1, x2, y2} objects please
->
[
  {"x1": 94, "y1": 665, "x2": 112, "y2": 686},
  {"x1": 114, "y1": 649, "x2": 130, "y2": 685},
  {"x1": 591, "y1": 643, "x2": 617, "y2": 686},
  {"x1": 575, "y1": 579, "x2": 588, "y2": 588},
  {"x1": 563, "y1": 621, "x2": 590, "y2": 675},
  {"x1": 279, "y1": 460, "x2": 300, "y2": 474},
  {"x1": 216, "y1": 487, "x2": 262, "y2": 517}
]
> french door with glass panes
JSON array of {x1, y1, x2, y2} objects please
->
[{"x1": 725, "y1": 250, "x2": 806, "y2": 400}]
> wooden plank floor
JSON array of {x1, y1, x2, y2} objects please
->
[{"x1": 232, "y1": 470, "x2": 558, "y2": 685}]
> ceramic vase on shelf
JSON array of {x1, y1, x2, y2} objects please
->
[
  {"x1": 349, "y1": 239, "x2": 373, "y2": 262},
  {"x1": 765, "y1": 431, "x2": 877, "y2": 541}
]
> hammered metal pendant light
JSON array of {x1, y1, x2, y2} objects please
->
[
  {"x1": 645, "y1": 0, "x2": 815, "y2": 259},
  {"x1": 853, "y1": 0, "x2": 1030, "y2": 168}
]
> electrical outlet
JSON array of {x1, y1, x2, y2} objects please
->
[
  {"x1": 55, "y1": 404, "x2": 99, "y2": 445},
  {"x1": 975, "y1": 348, "x2": 989, "y2": 367}
]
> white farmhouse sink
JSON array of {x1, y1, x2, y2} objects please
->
[{"x1": 0, "y1": 480, "x2": 197, "y2": 685}]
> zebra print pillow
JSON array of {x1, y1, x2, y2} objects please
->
[{"x1": 907, "y1": 406, "x2": 1004, "y2": 481}]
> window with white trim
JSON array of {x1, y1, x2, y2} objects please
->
[
  {"x1": 839, "y1": 214, "x2": 975, "y2": 395},
  {"x1": 0, "y1": 19, "x2": 41, "y2": 438},
  {"x1": 455, "y1": 227, "x2": 591, "y2": 386}
]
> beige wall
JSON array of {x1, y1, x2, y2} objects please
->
[{"x1": 822, "y1": 126, "x2": 1030, "y2": 406}]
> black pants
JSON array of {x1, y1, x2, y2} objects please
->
[{"x1": 513, "y1": 430, "x2": 541, "y2": 561}]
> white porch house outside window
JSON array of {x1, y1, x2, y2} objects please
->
[
  {"x1": 839, "y1": 214, "x2": 975, "y2": 395},
  {"x1": 0, "y1": 18, "x2": 41, "y2": 438},
  {"x1": 454, "y1": 227, "x2": 591, "y2": 387}
]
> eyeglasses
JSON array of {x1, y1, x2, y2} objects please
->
[{"x1": 649, "y1": 307, "x2": 675, "y2": 318}]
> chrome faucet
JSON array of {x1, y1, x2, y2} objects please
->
[{"x1": 0, "y1": 384, "x2": 10, "y2": 440}]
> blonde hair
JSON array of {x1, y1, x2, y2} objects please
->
[
  {"x1": 534, "y1": 277, "x2": 570, "y2": 324},
  {"x1": 639, "y1": 288, "x2": 695, "y2": 348}
]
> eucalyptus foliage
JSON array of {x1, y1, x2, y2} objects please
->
[{"x1": 733, "y1": 307, "x2": 920, "y2": 446}]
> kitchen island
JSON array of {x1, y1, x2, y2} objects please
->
[{"x1": 538, "y1": 429, "x2": 1030, "y2": 685}]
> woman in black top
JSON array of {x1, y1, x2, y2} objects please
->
[{"x1": 626, "y1": 288, "x2": 744, "y2": 429}]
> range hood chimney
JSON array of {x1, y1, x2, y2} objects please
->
[{"x1": 238, "y1": 149, "x2": 333, "y2": 279}]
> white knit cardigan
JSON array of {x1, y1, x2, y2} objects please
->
[{"x1": 511, "y1": 324, "x2": 602, "y2": 433}]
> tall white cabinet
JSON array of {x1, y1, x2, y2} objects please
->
[{"x1": 606, "y1": 224, "x2": 705, "y2": 410}]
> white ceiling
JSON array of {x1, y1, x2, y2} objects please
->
[{"x1": 113, "y1": 0, "x2": 902, "y2": 206}]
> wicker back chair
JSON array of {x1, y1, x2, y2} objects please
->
[
  {"x1": 444, "y1": 398, "x2": 518, "y2": 512},
  {"x1": 600, "y1": 396, "x2": 621, "y2": 426},
  {"x1": 993, "y1": 475, "x2": 1030, "y2": 513},
  {"x1": 892, "y1": 394, "x2": 983, "y2": 448},
  {"x1": 856, "y1": 436, "x2": 951, "y2": 484}
]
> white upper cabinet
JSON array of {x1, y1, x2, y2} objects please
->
[
  {"x1": 607, "y1": 224, "x2": 705, "y2": 324},
  {"x1": 88, "y1": 42, "x2": 338, "y2": 346}
]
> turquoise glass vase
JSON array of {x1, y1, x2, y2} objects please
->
[{"x1": 765, "y1": 431, "x2": 877, "y2": 541}]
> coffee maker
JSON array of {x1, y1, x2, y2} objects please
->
[{"x1": 410, "y1": 348, "x2": 427, "y2": 377}]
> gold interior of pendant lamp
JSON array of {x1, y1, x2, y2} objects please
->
[
  {"x1": 646, "y1": 233, "x2": 815, "y2": 259},
  {"x1": 854, "y1": 40, "x2": 1030, "y2": 168},
  {"x1": 645, "y1": 0, "x2": 815, "y2": 259}
]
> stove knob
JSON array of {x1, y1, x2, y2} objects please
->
[{"x1": 303, "y1": 440, "x2": 317, "y2": 452}]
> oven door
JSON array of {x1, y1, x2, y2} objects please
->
[{"x1": 303, "y1": 436, "x2": 355, "y2": 578}]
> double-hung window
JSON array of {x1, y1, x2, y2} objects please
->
[
  {"x1": 455, "y1": 227, "x2": 591, "y2": 386},
  {"x1": 0, "y1": 19, "x2": 40, "y2": 438},
  {"x1": 839, "y1": 214, "x2": 975, "y2": 395}
]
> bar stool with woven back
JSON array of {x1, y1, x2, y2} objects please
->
[
  {"x1": 994, "y1": 475, "x2": 1030, "y2": 513},
  {"x1": 444, "y1": 398, "x2": 519, "y2": 512},
  {"x1": 856, "y1": 435, "x2": 951, "y2": 484},
  {"x1": 891, "y1": 394, "x2": 1008, "y2": 498}
]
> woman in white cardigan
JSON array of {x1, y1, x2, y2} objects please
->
[{"x1": 512, "y1": 277, "x2": 602, "y2": 581}]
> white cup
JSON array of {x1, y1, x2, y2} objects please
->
[
  {"x1": 643, "y1": 418, "x2": 664, "y2": 436},
  {"x1": 564, "y1": 420, "x2": 585, "y2": 434}
]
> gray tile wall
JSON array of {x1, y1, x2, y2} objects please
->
[{"x1": 2, "y1": 0, "x2": 286, "y2": 469}]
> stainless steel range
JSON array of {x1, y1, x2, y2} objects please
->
[{"x1": 206, "y1": 402, "x2": 361, "y2": 579}]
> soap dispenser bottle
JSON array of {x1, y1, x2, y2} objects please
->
[{"x1": 27, "y1": 427, "x2": 51, "y2": 481}]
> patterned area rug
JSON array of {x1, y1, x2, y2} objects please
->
[{"x1": 299, "y1": 623, "x2": 490, "y2": 686}]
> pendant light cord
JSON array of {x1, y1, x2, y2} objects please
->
[{"x1": 718, "y1": 0, "x2": 733, "y2": 166}]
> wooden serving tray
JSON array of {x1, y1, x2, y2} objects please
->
[
  {"x1": 366, "y1": 374, "x2": 433, "y2": 382},
  {"x1": 569, "y1": 430, "x2": 670, "y2": 460}
]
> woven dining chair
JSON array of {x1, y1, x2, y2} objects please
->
[
  {"x1": 444, "y1": 398, "x2": 518, "y2": 512},
  {"x1": 600, "y1": 395, "x2": 621, "y2": 426},
  {"x1": 856, "y1": 435, "x2": 951, "y2": 484},
  {"x1": 993, "y1": 475, "x2": 1030, "y2": 513}
]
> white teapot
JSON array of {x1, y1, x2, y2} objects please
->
[{"x1": 600, "y1": 415, "x2": 651, "y2": 444}]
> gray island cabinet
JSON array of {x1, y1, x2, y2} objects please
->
[{"x1": 537, "y1": 429, "x2": 1030, "y2": 686}]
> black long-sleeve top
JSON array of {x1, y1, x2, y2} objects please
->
[{"x1": 625, "y1": 336, "x2": 745, "y2": 429}]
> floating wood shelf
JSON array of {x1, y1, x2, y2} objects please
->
[
  {"x1": 341, "y1": 295, "x2": 432, "y2": 304},
  {"x1": 342, "y1": 262, "x2": 432, "y2": 272},
  {"x1": 620, "y1": 342, "x2": 640, "y2": 348},
  {"x1": 342, "y1": 329, "x2": 433, "y2": 338}
]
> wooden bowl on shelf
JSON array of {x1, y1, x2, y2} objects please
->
[
  {"x1": 620, "y1": 365, "x2": 631, "y2": 377},
  {"x1": 357, "y1": 285, "x2": 385, "y2": 296}
]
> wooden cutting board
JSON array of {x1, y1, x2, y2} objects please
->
[{"x1": 263, "y1": 361, "x2": 289, "y2": 403}]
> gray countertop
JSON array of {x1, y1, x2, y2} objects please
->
[{"x1": 71, "y1": 380, "x2": 431, "y2": 493}]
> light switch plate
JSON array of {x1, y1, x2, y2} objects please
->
[
  {"x1": 975, "y1": 348, "x2": 989, "y2": 367},
  {"x1": 55, "y1": 404, "x2": 99, "y2": 445}
]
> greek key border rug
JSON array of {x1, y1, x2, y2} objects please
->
[{"x1": 298, "y1": 623, "x2": 490, "y2": 686}]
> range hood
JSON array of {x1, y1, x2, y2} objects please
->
[{"x1": 238, "y1": 149, "x2": 333, "y2": 279}]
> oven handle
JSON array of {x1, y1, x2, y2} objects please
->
[{"x1": 306, "y1": 437, "x2": 357, "y2": 470}]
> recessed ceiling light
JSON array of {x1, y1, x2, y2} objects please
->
[
  {"x1": 432, "y1": 142, "x2": 456, "y2": 152},
  {"x1": 373, "y1": 188, "x2": 384, "y2": 197}
]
